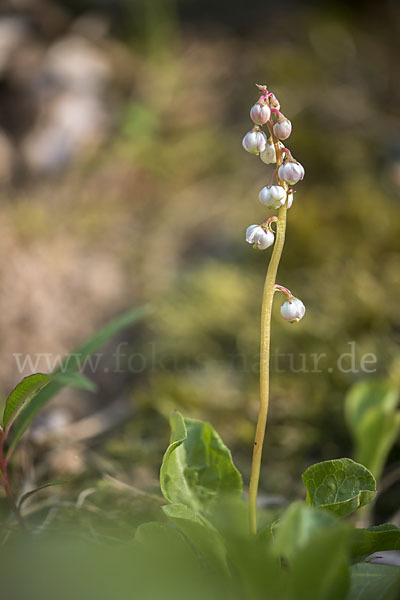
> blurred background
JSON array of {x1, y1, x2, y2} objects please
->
[{"x1": 0, "y1": 0, "x2": 399, "y2": 527}]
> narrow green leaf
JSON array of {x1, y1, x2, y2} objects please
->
[
  {"x1": 2, "y1": 373, "x2": 51, "y2": 428},
  {"x1": 350, "y1": 524, "x2": 400, "y2": 561},
  {"x1": 7, "y1": 305, "x2": 149, "y2": 457},
  {"x1": 345, "y1": 380, "x2": 398, "y2": 431},
  {"x1": 349, "y1": 563, "x2": 400, "y2": 600},
  {"x1": 160, "y1": 412, "x2": 242, "y2": 513},
  {"x1": 302, "y1": 458, "x2": 376, "y2": 517},
  {"x1": 353, "y1": 411, "x2": 400, "y2": 481},
  {"x1": 345, "y1": 380, "x2": 400, "y2": 481},
  {"x1": 52, "y1": 372, "x2": 96, "y2": 392},
  {"x1": 18, "y1": 480, "x2": 65, "y2": 509}
]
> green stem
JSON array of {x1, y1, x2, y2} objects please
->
[
  {"x1": 0, "y1": 429, "x2": 26, "y2": 530},
  {"x1": 248, "y1": 131, "x2": 287, "y2": 535}
]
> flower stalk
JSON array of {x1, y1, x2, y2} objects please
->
[
  {"x1": 248, "y1": 129, "x2": 286, "y2": 535},
  {"x1": 243, "y1": 85, "x2": 305, "y2": 534},
  {"x1": 0, "y1": 427, "x2": 26, "y2": 530}
]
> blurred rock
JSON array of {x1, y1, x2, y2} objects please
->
[
  {"x1": 0, "y1": 130, "x2": 16, "y2": 184},
  {"x1": 23, "y1": 91, "x2": 109, "y2": 173},
  {"x1": 20, "y1": 33, "x2": 113, "y2": 174},
  {"x1": 44, "y1": 35, "x2": 111, "y2": 94},
  {"x1": 0, "y1": 17, "x2": 28, "y2": 75}
]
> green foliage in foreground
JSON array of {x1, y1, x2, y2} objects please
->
[
  {"x1": 2, "y1": 411, "x2": 399, "y2": 600},
  {"x1": 141, "y1": 412, "x2": 400, "y2": 600},
  {"x1": 0, "y1": 310, "x2": 399, "y2": 599}
]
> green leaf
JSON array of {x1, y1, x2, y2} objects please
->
[
  {"x1": 349, "y1": 563, "x2": 400, "y2": 600},
  {"x1": 2, "y1": 373, "x2": 51, "y2": 428},
  {"x1": 302, "y1": 458, "x2": 376, "y2": 517},
  {"x1": 162, "y1": 503, "x2": 229, "y2": 573},
  {"x1": 160, "y1": 412, "x2": 242, "y2": 513},
  {"x1": 273, "y1": 501, "x2": 339, "y2": 560},
  {"x1": 289, "y1": 524, "x2": 350, "y2": 600},
  {"x1": 345, "y1": 380, "x2": 400, "y2": 481},
  {"x1": 345, "y1": 381, "x2": 399, "y2": 430},
  {"x1": 350, "y1": 524, "x2": 400, "y2": 561},
  {"x1": 18, "y1": 480, "x2": 65, "y2": 509},
  {"x1": 7, "y1": 305, "x2": 149, "y2": 457},
  {"x1": 51, "y1": 372, "x2": 96, "y2": 392},
  {"x1": 135, "y1": 521, "x2": 190, "y2": 549}
]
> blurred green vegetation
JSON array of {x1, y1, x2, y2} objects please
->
[{"x1": 0, "y1": 0, "x2": 399, "y2": 523}]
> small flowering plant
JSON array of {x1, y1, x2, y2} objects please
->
[
  {"x1": 242, "y1": 84, "x2": 308, "y2": 533},
  {"x1": 143, "y1": 85, "x2": 400, "y2": 599},
  {"x1": 1, "y1": 87, "x2": 400, "y2": 600}
]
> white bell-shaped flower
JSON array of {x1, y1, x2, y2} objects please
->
[
  {"x1": 259, "y1": 185, "x2": 287, "y2": 209},
  {"x1": 260, "y1": 142, "x2": 276, "y2": 164},
  {"x1": 280, "y1": 297, "x2": 306, "y2": 323},
  {"x1": 242, "y1": 130, "x2": 267, "y2": 155},
  {"x1": 246, "y1": 224, "x2": 275, "y2": 250},
  {"x1": 273, "y1": 118, "x2": 292, "y2": 140},
  {"x1": 278, "y1": 161, "x2": 305, "y2": 185},
  {"x1": 250, "y1": 103, "x2": 271, "y2": 125}
]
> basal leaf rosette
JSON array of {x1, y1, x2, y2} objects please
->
[
  {"x1": 160, "y1": 412, "x2": 242, "y2": 514},
  {"x1": 302, "y1": 458, "x2": 376, "y2": 517}
]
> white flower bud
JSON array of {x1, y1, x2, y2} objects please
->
[
  {"x1": 260, "y1": 142, "x2": 276, "y2": 164},
  {"x1": 273, "y1": 118, "x2": 292, "y2": 140},
  {"x1": 259, "y1": 185, "x2": 287, "y2": 209},
  {"x1": 278, "y1": 161, "x2": 305, "y2": 185},
  {"x1": 246, "y1": 224, "x2": 275, "y2": 250},
  {"x1": 280, "y1": 298, "x2": 306, "y2": 323},
  {"x1": 259, "y1": 140, "x2": 285, "y2": 164},
  {"x1": 287, "y1": 190, "x2": 294, "y2": 209},
  {"x1": 242, "y1": 130, "x2": 267, "y2": 154},
  {"x1": 250, "y1": 103, "x2": 271, "y2": 125}
]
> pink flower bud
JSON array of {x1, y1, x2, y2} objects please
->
[
  {"x1": 250, "y1": 103, "x2": 271, "y2": 125},
  {"x1": 246, "y1": 224, "x2": 275, "y2": 250},
  {"x1": 259, "y1": 185, "x2": 287, "y2": 209},
  {"x1": 280, "y1": 297, "x2": 306, "y2": 323},
  {"x1": 278, "y1": 161, "x2": 305, "y2": 185},
  {"x1": 273, "y1": 118, "x2": 292, "y2": 140},
  {"x1": 242, "y1": 130, "x2": 267, "y2": 155},
  {"x1": 268, "y1": 93, "x2": 280, "y2": 110}
]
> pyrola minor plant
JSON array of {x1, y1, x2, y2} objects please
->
[{"x1": 243, "y1": 84, "x2": 306, "y2": 534}]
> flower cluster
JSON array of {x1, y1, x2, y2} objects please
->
[
  {"x1": 243, "y1": 85, "x2": 306, "y2": 323},
  {"x1": 242, "y1": 84, "x2": 305, "y2": 228}
]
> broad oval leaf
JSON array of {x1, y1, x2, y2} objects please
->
[
  {"x1": 290, "y1": 524, "x2": 350, "y2": 600},
  {"x1": 160, "y1": 412, "x2": 242, "y2": 513},
  {"x1": 273, "y1": 501, "x2": 339, "y2": 560},
  {"x1": 2, "y1": 373, "x2": 51, "y2": 429},
  {"x1": 162, "y1": 503, "x2": 229, "y2": 573},
  {"x1": 302, "y1": 458, "x2": 376, "y2": 517},
  {"x1": 349, "y1": 563, "x2": 400, "y2": 600},
  {"x1": 350, "y1": 524, "x2": 400, "y2": 561}
]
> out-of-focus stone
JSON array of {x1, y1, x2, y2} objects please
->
[
  {"x1": 0, "y1": 17, "x2": 28, "y2": 75},
  {"x1": 22, "y1": 91, "x2": 109, "y2": 173},
  {"x1": 0, "y1": 130, "x2": 16, "y2": 184},
  {"x1": 44, "y1": 35, "x2": 111, "y2": 94},
  {"x1": 71, "y1": 13, "x2": 110, "y2": 42}
]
